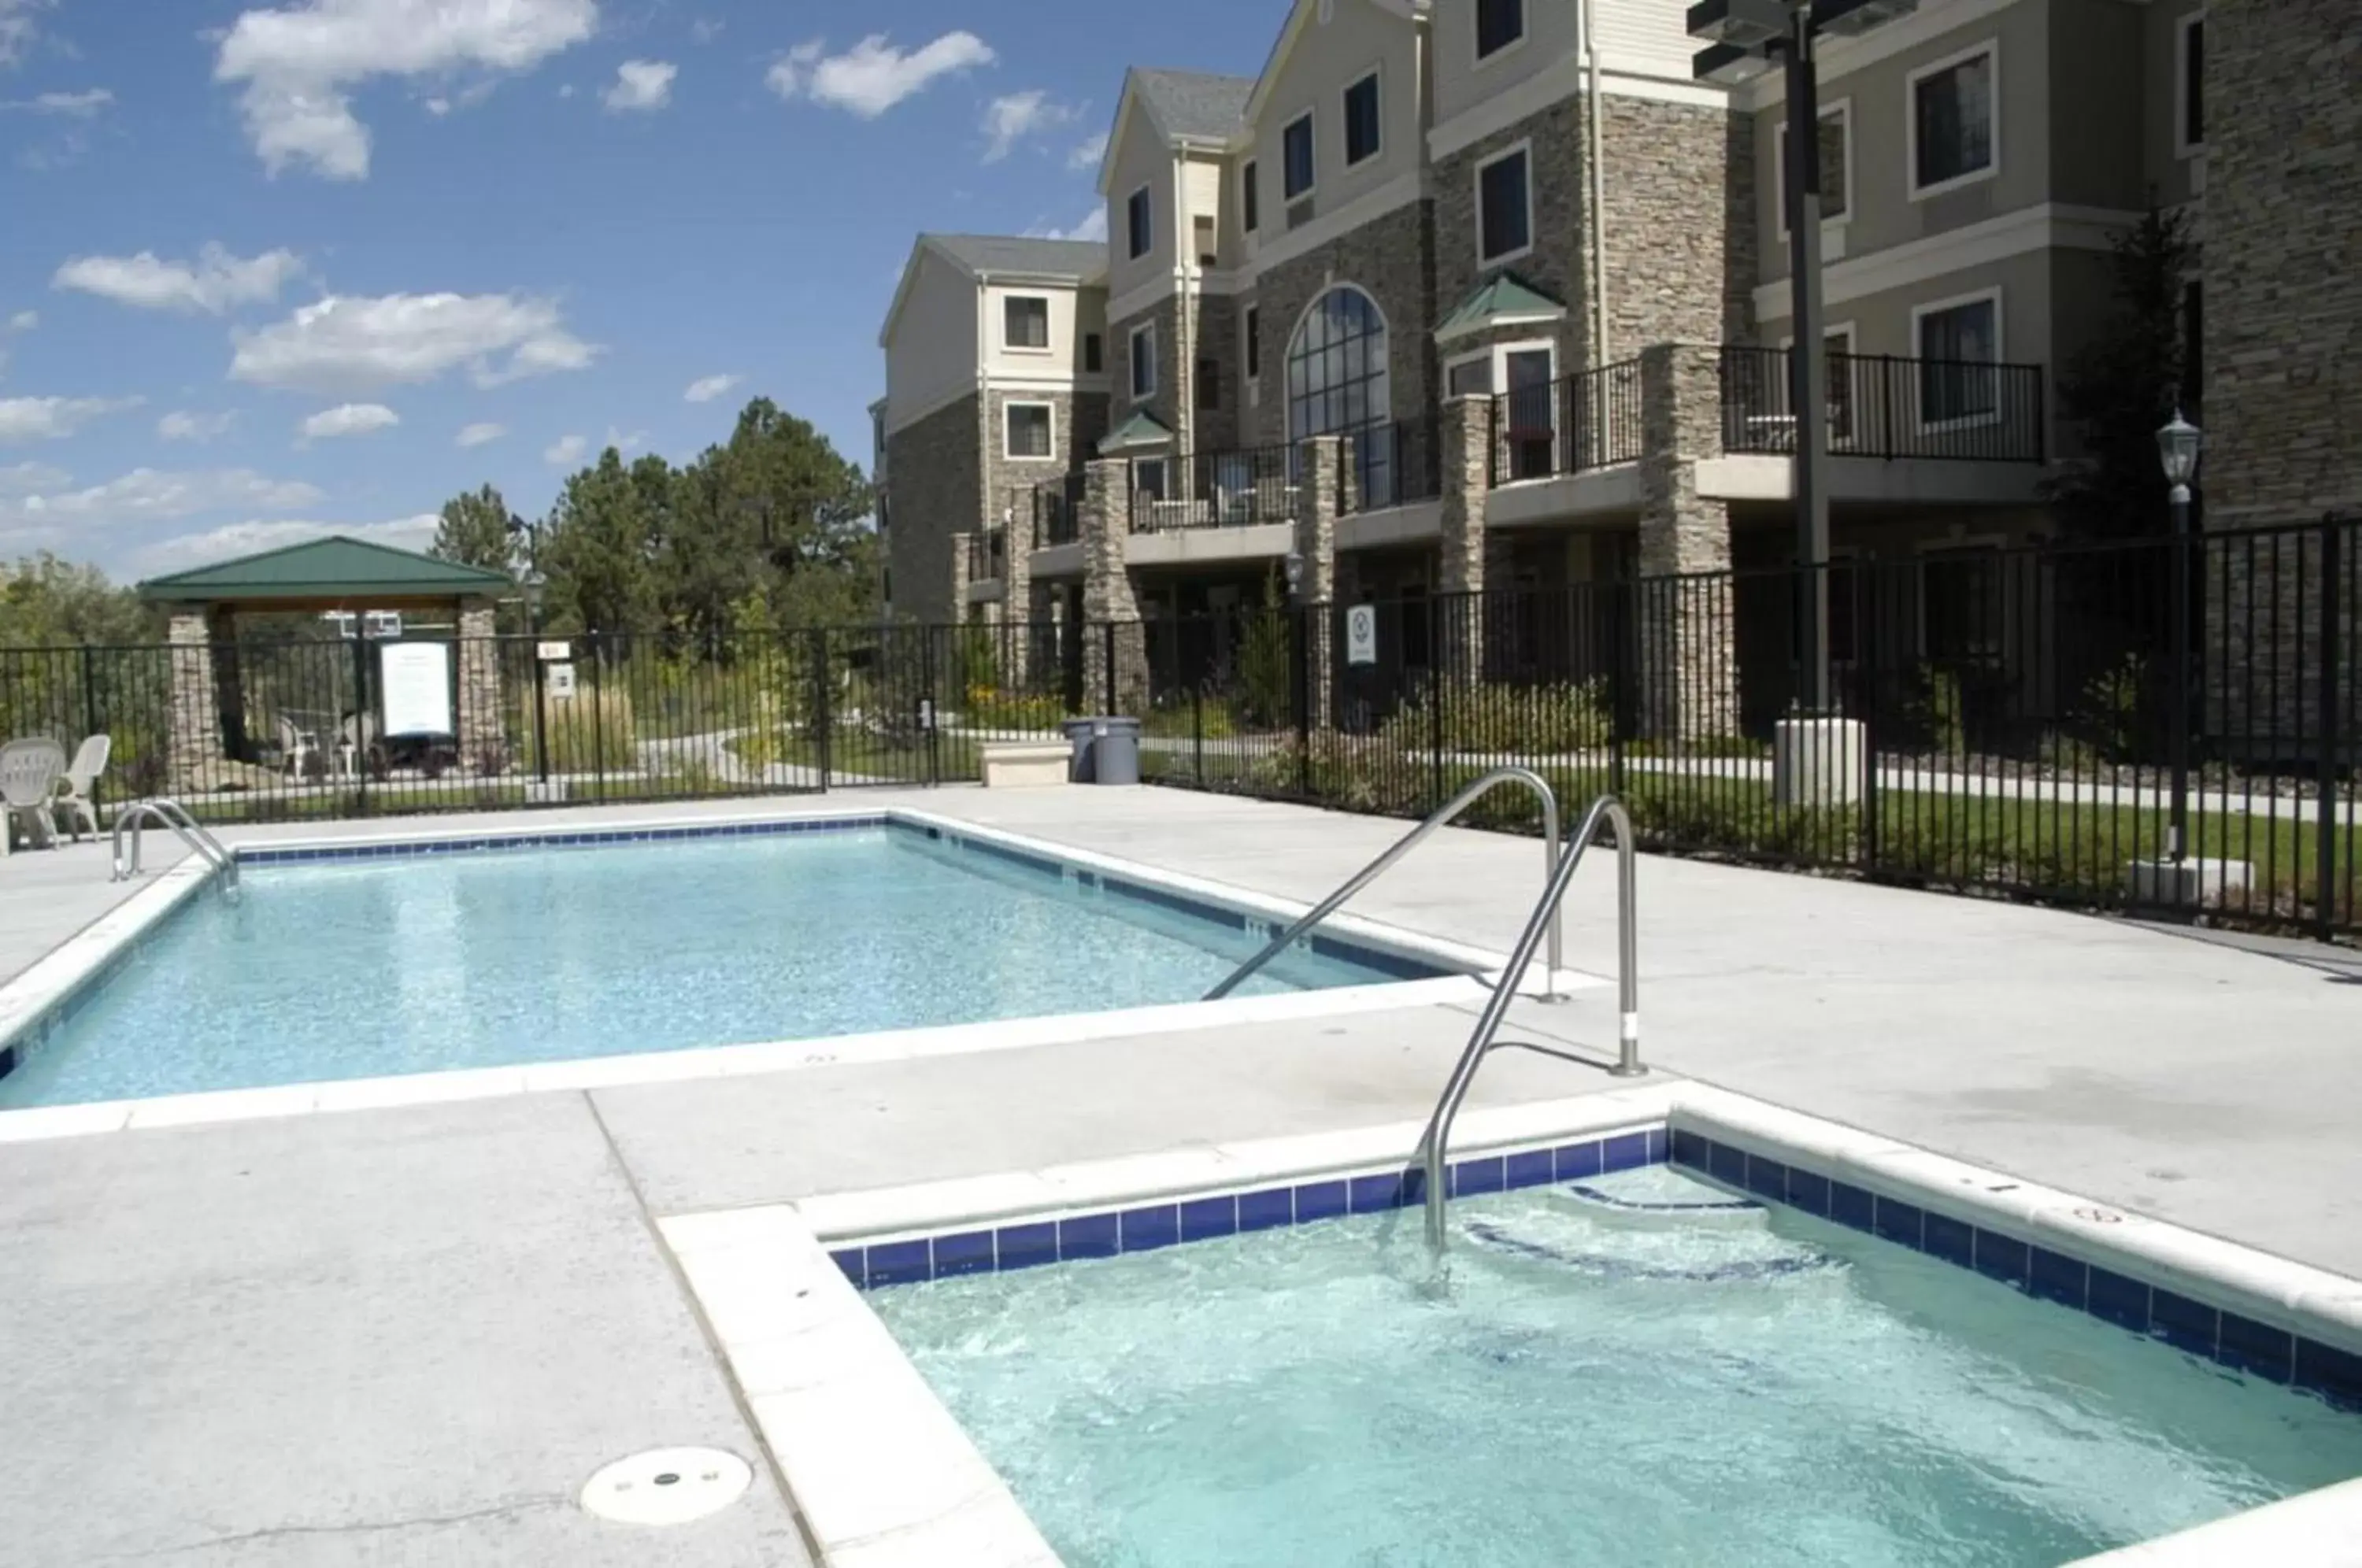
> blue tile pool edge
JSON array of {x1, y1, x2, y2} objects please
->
[{"x1": 1666, "y1": 1126, "x2": 2362, "y2": 1417}]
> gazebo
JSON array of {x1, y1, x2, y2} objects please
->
[{"x1": 138, "y1": 536, "x2": 516, "y2": 793}]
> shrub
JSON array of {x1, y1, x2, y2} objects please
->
[
  {"x1": 1379, "y1": 679, "x2": 1612, "y2": 756},
  {"x1": 2076, "y1": 652, "x2": 2150, "y2": 765},
  {"x1": 967, "y1": 688, "x2": 1065, "y2": 732},
  {"x1": 538, "y1": 686, "x2": 638, "y2": 774},
  {"x1": 1908, "y1": 665, "x2": 1967, "y2": 757},
  {"x1": 1244, "y1": 731, "x2": 1427, "y2": 815}
]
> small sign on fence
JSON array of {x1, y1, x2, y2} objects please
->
[
  {"x1": 1346, "y1": 604, "x2": 1379, "y2": 667},
  {"x1": 537, "y1": 640, "x2": 572, "y2": 662},
  {"x1": 546, "y1": 662, "x2": 578, "y2": 700}
]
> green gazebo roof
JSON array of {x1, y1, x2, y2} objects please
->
[
  {"x1": 1098, "y1": 410, "x2": 1175, "y2": 454},
  {"x1": 1434, "y1": 272, "x2": 1568, "y2": 344},
  {"x1": 138, "y1": 535, "x2": 512, "y2": 605}
]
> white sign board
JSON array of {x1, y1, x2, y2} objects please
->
[
  {"x1": 1346, "y1": 604, "x2": 1379, "y2": 667},
  {"x1": 379, "y1": 641, "x2": 454, "y2": 738},
  {"x1": 537, "y1": 640, "x2": 572, "y2": 662},
  {"x1": 546, "y1": 662, "x2": 578, "y2": 700}
]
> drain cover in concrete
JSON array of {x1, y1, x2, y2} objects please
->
[{"x1": 580, "y1": 1448, "x2": 753, "y2": 1525}]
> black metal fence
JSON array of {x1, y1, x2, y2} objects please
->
[
  {"x1": 1031, "y1": 473, "x2": 1083, "y2": 546},
  {"x1": 4, "y1": 519, "x2": 2352, "y2": 937},
  {"x1": 1128, "y1": 445, "x2": 1298, "y2": 531},
  {"x1": 1490, "y1": 361, "x2": 1646, "y2": 485},
  {"x1": 1720, "y1": 346, "x2": 2049, "y2": 464}
]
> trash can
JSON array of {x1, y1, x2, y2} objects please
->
[{"x1": 1062, "y1": 716, "x2": 1142, "y2": 785}]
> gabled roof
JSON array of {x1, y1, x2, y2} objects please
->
[
  {"x1": 139, "y1": 535, "x2": 512, "y2": 604},
  {"x1": 1098, "y1": 66, "x2": 1257, "y2": 194},
  {"x1": 1245, "y1": 0, "x2": 1426, "y2": 126},
  {"x1": 1098, "y1": 410, "x2": 1176, "y2": 454},
  {"x1": 1434, "y1": 272, "x2": 1569, "y2": 345},
  {"x1": 879, "y1": 232, "x2": 1109, "y2": 349}
]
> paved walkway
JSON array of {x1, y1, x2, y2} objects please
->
[{"x1": 2, "y1": 786, "x2": 2359, "y2": 1562}]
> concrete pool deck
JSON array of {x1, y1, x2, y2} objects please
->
[{"x1": 1, "y1": 787, "x2": 2359, "y2": 1563}]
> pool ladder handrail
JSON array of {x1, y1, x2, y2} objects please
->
[
  {"x1": 1415, "y1": 793, "x2": 1641, "y2": 1250},
  {"x1": 1201, "y1": 767, "x2": 1566, "y2": 1003},
  {"x1": 110, "y1": 798, "x2": 239, "y2": 894}
]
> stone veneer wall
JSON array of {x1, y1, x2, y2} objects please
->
[
  {"x1": 983, "y1": 387, "x2": 1103, "y2": 532},
  {"x1": 1433, "y1": 96, "x2": 1593, "y2": 375},
  {"x1": 1108, "y1": 296, "x2": 1187, "y2": 450},
  {"x1": 1598, "y1": 96, "x2": 1757, "y2": 354},
  {"x1": 1193, "y1": 294, "x2": 1244, "y2": 453},
  {"x1": 1246, "y1": 198, "x2": 1438, "y2": 450},
  {"x1": 455, "y1": 601, "x2": 505, "y2": 771},
  {"x1": 165, "y1": 610, "x2": 224, "y2": 793},
  {"x1": 2200, "y1": 0, "x2": 2361, "y2": 757},
  {"x1": 1636, "y1": 344, "x2": 1738, "y2": 742},
  {"x1": 884, "y1": 394, "x2": 982, "y2": 626}
]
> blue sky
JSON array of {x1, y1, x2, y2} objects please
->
[{"x1": 0, "y1": 0, "x2": 1274, "y2": 582}]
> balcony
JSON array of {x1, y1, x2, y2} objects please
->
[
  {"x1": 1488, "y1": 360, "x2": 1646, "y2": 486},
  {"x1": 1125, "y1": 446, "x2": 1298, "y2": 532},
  {"x1": 964, "y1": 530, "x2": 1005, "y2": 585},
  {"x1": 1022, "y1": 475, "x2": 1084, "y2": 547}
]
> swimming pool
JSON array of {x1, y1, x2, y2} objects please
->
[
  {"x1": 0, "y1": 817, "x2": 1448, "y2": 1110},
  {"x1": 867, "y1": 1161, "x2": 2362, "y2": 1566}
]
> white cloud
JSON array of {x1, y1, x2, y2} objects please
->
[
  {"x1": 543, "y1": 433, "x2": 586, "y2": 465},
  {"x1": 0, "y1": 468, "x2": 325, "y2": 538},
  {"x1": 1033, "y1": 206, "x2": 1107, "y2": 244},
  {"x1": 53, "y1": 244, "x2": 305, "y2": 315},
  {"x1": 457, "y1": 420, "x2": 505, "y2": 448},
  {"x1": 1068, "y1": 129, "x2": 1108, "y2": 171},
  {"x1": 683, "y1": 372, "x2": 740, "y2": 404},
  {"x1": 8, "y1": 310, "x2": 36, "y2": 332},
  {"x1": 767, "y1": 32, "x2": 994, "y2": 119},
  {"x1": 231, "y1": 291, "x2": 600, "y2": 394},
  {"x1": 603, "y1": 57, "x2": 675, "y2": 112},
  {"x1": 0, "y1": 394, "x2": 142, "y2": 444},
  {"x1": 0, "y1": 460, "x2": 69, "y2": 495},
  {"x1": 981, "y1": 91, "x2": 1074, "y2": 163},
  {"x1": 213, "y1": 0, "x2": 599, "y2": 180},
  {"x1": 298, "y1": 401, "x2": 399, "y2": 441},
  {"x1": 605, "y1": 426, "x2": 646, "y2": 453},
  {"x1": 689, "y1": 17, "x2": 722, "y2": 44},
  {"x1": 2, "y1": 88, "x2": 113, "y2": 116},
  {"x1": 0, "y1": 0, "x2": 54, "y2": 70},
  {"x1": 158, "y1": 409, "x2": 238, "y2": 442},
  {"x1": 131, "y1": 513, "x2": 440, "y2": 577},
  {"x1": 422, "y1": 80, "x2": 496, "y2": 117}
]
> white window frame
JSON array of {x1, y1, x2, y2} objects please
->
[
  {"x1": 1473, "y1": 139, "x2": 1536, "y2": 267},
  {"x1": 2175, "y1": 13, "x2": 2204, "y2": 158},
  {"x1": 1444, "y1": 337, "x2": 1557, "y2": 402},
  {"x1": 1127, "y1": 320, "x2": 1157, "y2": 403},
  {"x1": 1001, "y1": 294, "x2": 1052, "y2": 355},
  {"x1": 1126, "y1": 184, "x2": 1154, "y2": 261},
  {"x1": 1774, "y1": 98, "x2": 1853, "y2": 240},
  {"x1": 1281, "y1": 109, "x2": 1318, "y2": 203},
  {"x1": 1473, "y1": 0, "x2": 1528, "y2": 67},
  {"x1": 1342, "y1": 68, "x2": 1383, "y2": 170},
  {"x1": 1905, "y1": 39, "x2": 2001, "y2": 202},
  {"x1": 1001, "y1": 401, "x2": 1057, "y2": 463},
  {"x1": 1909, "y1": 287, "x2": 2005, "y2": 433},
  {"x1": 1242, "y1": 158, "x2": 1260, "y2": 233},
  {"x1": 1131, "y1": 456, "x2": 1168, "y2": 501}
]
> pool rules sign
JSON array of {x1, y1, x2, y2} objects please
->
[{"x1": 1346, "y1": 604, "x2": 1379, "y2": 667}]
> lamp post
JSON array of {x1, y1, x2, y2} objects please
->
[
  {"x1": 1691, "y1": 0, "x2": 1916, "y2": 718},
  {"x1": 2157, "y1": 409, "x2": 2204, "y2": 864}
]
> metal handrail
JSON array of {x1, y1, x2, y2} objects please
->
[
  {"x1": 1203, "y1": 767, "x2": 1564, "y2": 1002},
  {"x1": 1414, "y1": 793, "x2": 1640, "y2": 1249},
  {"x1": 111, "y1": 798, "x2": 239, "y2": 893}
]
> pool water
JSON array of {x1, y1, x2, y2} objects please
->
[
  {"x1": 1, "y1": 826, "x2": 1418, "y2": 1108},
  {"x1": 874, "y1": 1167, "x2": 2362, "y2": 1566}
]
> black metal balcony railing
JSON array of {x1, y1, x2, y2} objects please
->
[
  {"x1": 1129, "y1": 444, "x2": 1297, "y2": 531},
  {"x1": 1720, "y1": 347, "x2": 2048, "y2": 464},
  {"x1": 1487, "y1": 360, "x2": 1646, "y2": 486},
  {"x1": 1341, "y1": 416, "x2": 1444, "y2": 516},
  {"x1": 1030, "y1": 473, "x2": 1084, "y2": 546},
  {"x1": 965, "y1": 530, "x2": 1006, "y2": 584}
]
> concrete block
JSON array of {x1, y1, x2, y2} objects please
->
[
  {"x1": 2126, "y1": 856, "x2": 2254, "y2": 907},
  {"x1": 979, "y1": 741, "x2": 1071, "y2": 789},
  {"x1": 1772, "y1": 716, "x2": 1866, "y2": 806}
]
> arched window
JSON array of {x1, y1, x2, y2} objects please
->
[{"x1": 1286, "y1": 285, "x2": 1393, "y2": 507}]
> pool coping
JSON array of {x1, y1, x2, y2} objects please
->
[
  {"x1": 0, "y1": 804, "x2": 1586, "y2": 1144},
  {"x1": 663, "y1": 1081, "x2": 2362, "y2": 1568}
]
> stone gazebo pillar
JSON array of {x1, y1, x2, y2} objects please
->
[
  {"x1": 165, "y1": 609, "x2": 226, "y2": 793},
  {"x1": 454, "y1": 597, "x2": 506, "y2": 772}
]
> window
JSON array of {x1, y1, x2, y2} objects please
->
[
  {"x1": 1242, "y1": 160, "x2": 1260, "y2": 232},
  {"x1": 1775, "y1": 102, "x2": 1851, "y2": 231},
  {"x1": 1287, "y1": 284, "x2": 1393, "y2": 505},
  {"x1": 1194, "y1": 214, "x2": 1217, "y2": 267},
  {"x1": 1244, "y1": 305, "x2": 1261, "y2": 380},
  {"x1": 1004, "y1": 295, "x2": 1049, "y2": 351},
  {"x1": 1476, "y1": 0, "x2": 1525, "y2": 60},
  {"x1": 1476, "y1": 144, "x2": 1532, "y2": 264},
  {"x1": 1823, "y1": 326, "x2": 1857, "y2": 446},
  {"x1": 1501, "y1": 346, "x2": 1556, "y2": 479},
  {"x1": 1131, "y1": 457, "x2": 1168, "y2": 501},
  {"x1": 1129, "y1": 322, "x2": 1157, "y2": 401},
  {"x1": 1197, "y1": 357, "x2": 1220, "y2": 411},
  {"x1": 2178, "y1": 16, "x2": 2204, "y2": 152},
  {"x1": 1283, "y1": 113, "x2": 1316, "y2": 201},
  {"x1": 1910, "y1": 44, "x2": 1996, "y2": 194},
  {"x1": 1914, "y1": 293, "x2": 2001, "y2": 425},
  {"x1": 1344, "y1": 72, "x2": 1381, "y2": 167},
  {"x1": 1004, "y1": 402, "x2": 1054, "y2": 460},
  {"x1": 1127, "y1": 186, "x2": 1153, "y2": 260},
  {"x1": 1083, "y1": 332, "x2": 1103, "y2": 374}
]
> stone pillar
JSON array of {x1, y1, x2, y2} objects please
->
[
  {"x1": 947, "y1": 529, "x2": 973, "y2": 628},
  {"x1": 165, "y1": 609, "x2": 225, "y2": 794},
  {"x1": 1635, "y1": 343, "x2": 1738, "y2": 745},
  {"x1": 1438, "y1": 396, "x2": 1492, "y2": 684},
  {"x1": 456, "y1": 598, "x2": 505, "y2": 773},
  {"x1": 1294, "y1": 437, "x2": 1343, "y2": 730},
  {"x1": 1004, "y1": 497, "x2": 1035, "y2": 686},
  {"x1": 1079, "y1": 458, "x2": 1147, "y2": 712}
]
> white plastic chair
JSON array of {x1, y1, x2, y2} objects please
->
[
  {"x1": 0, "y1": 738, "x2": 66, "y2": 852},
  {"x1": 52, "y1": 734, "x2": 110, "y2": 841},
  {"x1": 278, "y1": 714, "x2": 319, "y2": 780}
]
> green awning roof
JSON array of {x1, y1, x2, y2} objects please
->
[
  {"x1": 1098, "y1": 410, "x2": 1175, "y2": 454},
  {"x1": 139, "y1": 535, "x2": 513, "y2": 604},
  {"x1": 1434, "y1": 272, "x2": 1568, "y2": 344}
]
